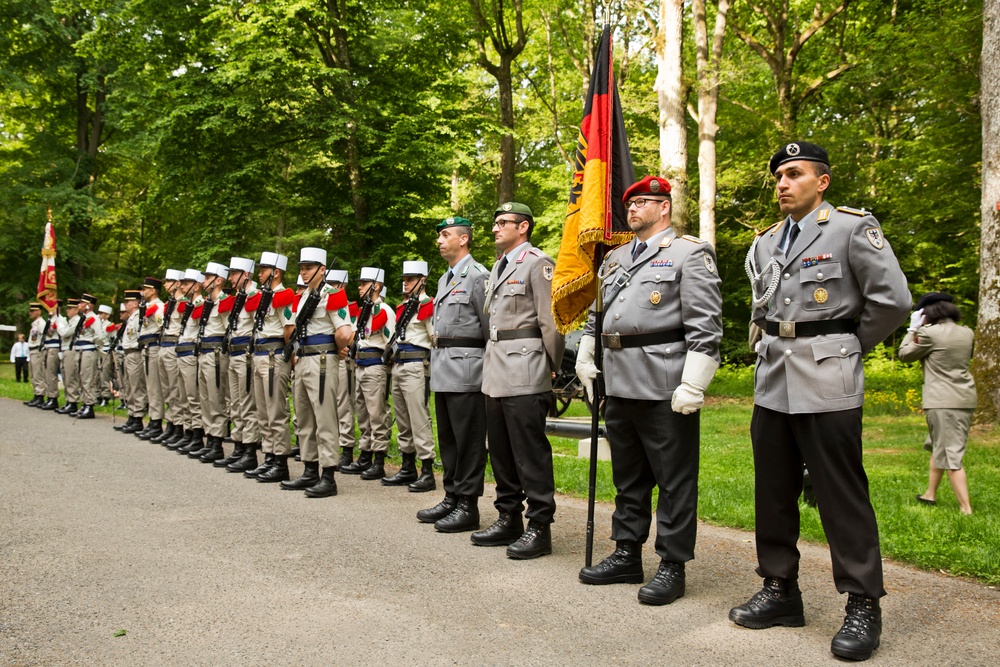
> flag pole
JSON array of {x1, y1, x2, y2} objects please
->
[{"x1": 585, "y1": 244, "x2": 605, "y2": 568}]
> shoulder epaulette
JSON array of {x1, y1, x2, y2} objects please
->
[
  {"x1": 836, "y1": 206, "x2": 869, "y2": 217},
  {"x1": 473, "y1": 262, "x2": 488, "y2": 273},
  {"x1": 680, "y1": 234, "x2": 706, "y2": 244}
]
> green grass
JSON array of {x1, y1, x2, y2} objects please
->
[{"x1": 4, "y1": 360, "x2": 997, "y2": 584}]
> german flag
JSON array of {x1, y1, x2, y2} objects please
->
[{"x1": 551, "y1": 26, "x2": 635, "y2": 334}]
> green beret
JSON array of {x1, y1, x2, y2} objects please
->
[
  {"x1": 437, "y1": 216, "x2": 473, "y2": 231},
  {"x1": 493, "y1": 202, "x2": 533, "y2": 220}
]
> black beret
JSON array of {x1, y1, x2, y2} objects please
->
[
  {"x1": 769, "y1": 142, "x2": 830, "y2": 175},
  {"x1": 915, "y1": 292, "x2": 953, "y2": 311}
]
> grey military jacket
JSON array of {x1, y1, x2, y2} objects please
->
[
  {"x1": 430, "y1": 255, "x2": 490, "y2": 393},
  {"x1": 749, "y1": 201, "x2": 911, "y2": 414},
  {"x1": 899, "y1": 320, "x2": 977, "y2": 410},
  {"x1": 481, "y1": 244, "x2": 564, "y2": 398},
  {"x1": 587, "y1": 228, "x2": 723, "y2": 401}
]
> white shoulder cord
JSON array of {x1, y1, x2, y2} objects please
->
[{"x1": 745, "y1": 234, "x2": 780, "y2": 307}]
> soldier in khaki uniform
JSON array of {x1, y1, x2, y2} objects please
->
[
  {"x1": 119, "y1": 291, "x2": 148, "y2": 433},
  {"x1": 383, "y1": 260, "x2": 436, "y2": 490},
  {"x1": 55, "y1": 298, "x2": 82, "y2": 414},
  {"x1": 170, "y1": 269, "x2": 206, "y2": 452},
  {"x1": 241, "y1": 252, "x2": 295, "y2": 478},
  {"x1": 477, "y1": 202, "x2": 564, "y2": 560},
  {"x1": 72, "y1": 293, "x2": 101, "y2": 419},
  {"x1": 340, "y1": 267, "x2": 396, "y2": 480},
  {"x1": 153, "y1": 269, "x2": 185, "y2": 443},
  {"x1": 326, "y1": 269, "x2": 358, "y2": 470},
  {"x1": 576, "y1": 175, "x2": 723, "y2": 605},
  {"x1": 96, "y1": 304, "x2": 117, "y2": 406},
  {"x1": 25, "y1": 303, "x2": 48, "y2": 406},
  {"x1": 729, "y1": 142, "x2": 911, "y2": 662},
  {"x1": 283, "y1": 248, "x2": 353, "y2": 497},
  {"x1": 191, "y1": 262, "x2": 232, "y2": 462},
  {"x1": 135, "y1": 277, "x2": 166, "y2": 440},
  {"x1": 40, "y1": 301, "x2": 64, "y2": 411}
]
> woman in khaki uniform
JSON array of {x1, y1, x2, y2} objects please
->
[{"x1": 899, "y1": 292, "x2": 976, "y2": 515}]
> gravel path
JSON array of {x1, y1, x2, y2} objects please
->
[{"x1": 1, "y1": 398, "x2": 997, "y2": 666}]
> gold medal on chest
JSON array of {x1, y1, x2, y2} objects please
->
[
  {"x1": 814, "y1": 287, "x2": 829, "y2": 304},
  {"x1": 649, "y1": 291, "x2": 661, "y2": 305}
]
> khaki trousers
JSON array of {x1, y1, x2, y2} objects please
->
[
  {"x1": 30, "y1": 352, "x2": 46, "y2": 397},
  {"x1": 254, "y1": 352, "x2": 291, "y2": 455},
  {"x1": 228, "y1": 352, "x2": 260, "y2": 445},
  {"x1": 198, "y1": 349, "x2": 230, "y2": 437},
  {"x1": 293, "y1": 353, "x2": 340, "y2": 468},
  {"x1": 177, "y1": 353, "x2": 202, "y2": 430},
  {"x1": 355, "y1": 362, "x2": 393, "y2": 453},
  {"x1": 143, "y1": 345, "x2": 164, "y2": 420},
  {"x1": 160, "y1": 346, "x2": 181, "y2": 423},
  {"x1": 43, "y1": 348, "x2": 61, "y2": 398},
  {"x1": 336, "y1": 359, "x2": 357, "y2": 449},
  {"x1": 124, "y1": 350, "x2": 148, "y2": 417},
  {"x1": 391, "y1": 361, "x2": 434, "y2": 459},
  {"x1": 79, "y1": 349, "x2": 99, "y2": 406},
  {"x1": 98, "y1": 351, "x2": 114, "y2": 400},
  {"x1": 62, "y1": 349, "x2": 81, "y2": 402}
]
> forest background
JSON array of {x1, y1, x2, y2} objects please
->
[{"x1": 0, "y1": 0, "x2": 984, "y2": 367}]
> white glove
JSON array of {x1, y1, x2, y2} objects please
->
[
  {"x1": 908, "y1": 309, "x2": 925, "y2": 333},
  {"x1": 575, "y1": 334, "x2": 599, "y2": 401},
  {"x1": 671, "y1": 350, "x2": 720, "y2": 415}
]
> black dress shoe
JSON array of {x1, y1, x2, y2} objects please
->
[
  {"x1": 257, "y1": 455, "x2": 290, "y2": 483},
  {"x1": 831, "y1": 594, "x2": 881, "y2": 661},
  {"x1": 471, "y1": 512, "x2": 524, "y2": 546},
  {"x1": 506, "y1": 520, "x2": 552, "y2": 560},
  {"x1": 340, "y1": 450, "x2": 372, "y2": 475},
  {"x1": 728, "y1": 577, "x2": 804, "y2": 628},
  {"x1": 638, "y1": 560, "x2": 685, "y2": 605},
  {"x1": 56, "y1": 402, "x2": 77, "y2": 415},
  {"x1": 304, "y1": 467, "x2": 338, "y2": 498},
  {"x1": 24, "y1": 395, "x2": 42, "y2": 407},
  {"x1": 76, "y1": 405, "x2": 96, "y2": 420},
  {"x1": 417, "y1": 495, "x2": 456, "y2": 523},
  {"x1": 434, "y1": 497, "x2": 480, "y2": 533},
  {"x1": 360, "y1": 452, "x2": 386, "y2": 480},
  {"x1": 41, "y1": 398, "x2": 59, "y2": 411},
  {"x1": 579, "y1": 541, "x2": 644, "y2": 584},
  {"x1": 281, "y1": 461, "x2": 320, "y2": 489}
]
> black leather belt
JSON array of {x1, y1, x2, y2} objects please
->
[
  {"x1": 435, "y1": 336, "x2": 486, "y2": 349},
  {"x1": 490, "y1": 327, "x2": 542, "y2": 342},
  {"x1": 765, "y1": 319, "x2": 857, "y2": 338},
  {"x1": 602, "y1": 328, "x2": 685, "y2": 350}
]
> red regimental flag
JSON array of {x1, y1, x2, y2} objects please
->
[
  {"x1": 37, "y1": 219, "x2": 58, "y2": 314},
  {"x1": 551, "y1": 26, "x2": 635, "y2": 333}
]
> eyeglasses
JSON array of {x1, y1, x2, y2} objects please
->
[
  {"x1": 493, "y1": 218, "x2": 522, "y2": 228},
  {"x1": 625, "y1": 198, "x2": 662, "y2": 210}
]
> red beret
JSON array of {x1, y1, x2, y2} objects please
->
[{"x1": 622, "y1": 175, "x2": 672, "y2": 204}]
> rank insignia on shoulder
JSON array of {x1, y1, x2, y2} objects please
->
[
  {"x1": 837, "y1": 206, "x2": 870, "y2": 217},
  {"x1": 758, "y1": 221, "x2": 781, "y2": 236},
  {"x1": 865, "y1": 227, "x2": 884, "y2": 249},
  {"x1": 659, "y1": 237, "x2": 673, "y2": 247},
  {"x1": 703, "y1": 254, "x2": 716, "y2": 274},
  {"x1": 543, "y1": 265, "x2": 553, "y2": 281},
  {"x1": 681, "y1": 234, "x2": 704, "y2": 244},
  {"x1": 817, "y1": 208, "x2": 831, "y2": 222}
]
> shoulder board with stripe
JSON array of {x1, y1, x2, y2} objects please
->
[
  {"x1": 836, "y1": 205, "x2": 869, "y2": 217},
  {"x1": 245, "y1": 292, "x2": 262, "y2": 312},
  {"x1": 191, "y1": 305, "x2": 204, "y2": 320},
  {"x1": 416, "y1": 300, "x2": 434, "y2": 321},
  {"x1": 680, "y1": 234, "x2": 705, "y2": 244},
  {"x1": 326, "y1": 289, "x2": 348, "y2": 311},
  {"x1": 756, "y1": 221, "x2": 781, "y2": 237},
  {"x1": 371, "y1": 308, "x2": 388, "y2": 331},
  {"x1": 515, "y1": 250, "x2": 528, "y2": 263},
  {"x1": 474, "y1": 262, "x2": 488, "y2": 273},
  {"x1": 271, "y1": 288, "x2": 294, "y2": 309},
  {"x1": 217, "y1": 295, "x2": 236, "y2": 313}
]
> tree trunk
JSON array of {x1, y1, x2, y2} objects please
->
[
  {"x1": 693, "y1": 0, "x2": 730, "y2": 248},
  {"x1": 497, "y1": 56, "x2": 517, "y2": 203},
  {"x1": 655, "y1": 0, "x2": 688, "y2": 230},
  {"x1": 974, "y1": 0, "x2": 1000, "y2": 421}
]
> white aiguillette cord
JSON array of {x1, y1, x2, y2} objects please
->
[{"x1": 745, "y1": 234, "x2": 780, "y2": 307}]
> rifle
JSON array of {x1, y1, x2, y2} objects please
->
[
  {"x1": 68, "y1": 312, "x2": 86, "y2": 351},
  {"x1": 282, "y1": 280, "x2": 324, "y2": 364},
  {"x1": 222, "y1": 276, "x2": 249, "y2": 354},
  {"x1": 138, "y1": 298, "x2": 148, "y2": 329},
  {"x1": 176, "y1": 282, "x2": 200, "y2": 335},
  {"x1": 382, "y1": 277, "x2": 425, "y2": 364},
  {"x1": 348, "y1": 281, "x2": 378, "y2": 360},
  {"x1": 158, "y1": 293, "x2": 178, "y2": 344},
  {"x1": 247, "y1": 269, "x2": 276, "y2": 393}
]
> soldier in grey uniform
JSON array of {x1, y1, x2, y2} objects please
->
[
  {"x1": 477, "y1": 202, "x2": 564, "y2": 559},
  {"x1": 419, "y1": 217, "x2": 491, "y2": 529},
  {"x1": 40, "y1": 300, "x2": 64, "y2": 411},
  {"x1": 119, "y1": 291, "x2": 148, "y2": 433},
  {"x1": 55, "y1": 298, "x2": 82, "y2": 414},
  {"x1": 135, "y1": 277, "x2": 166, "y2": 440},
  {"x1": 25, "y1": 303, "x2": 48, "y2": 406},
  {"x1": 728, "y1": 142, "x2": 911, "y2": 662},
  {"x1": 576, "y1": 175, "x2": 723, "y2": 605}
]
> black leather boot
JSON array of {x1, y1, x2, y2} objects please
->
[
  {"x1": 227, "y1": 443, "x2": 259, "y2": 473},
  {"x1": 257, "y1": 455, "x2": 290, "y2": 482},
  {"x1": 382, "y1": 452, "x2": 417, "y2": 486},
  {"x1": 121, "y1": 417, "x2": 145, "y2": 434},
  {"x1": 56, "y1": 401, "x2": 78, "y2": 415},
  {"x1": 408, "y1": 458, "x2": 436, "y2": 493},
  {"x1": 434, "y1": 496, "x2": 480, "y2": 533},
  {"x1": 638, "y1": 559, "x2": 686, "y2": 605},
  {"x1": 215, "y1": 441, "x2": 244, "y2": 468},
  {"x1": 151, "y1": 422, "x2": 175, "y2": 444},
  {"x1": 360, "y1": 452, "x2": 386, "y2": 480},
  {"x1": 506, "y1": 520, "x2": 552, "y2": 560},
  {"x1": 728, "y1": 577, "x2": 804, "y2": 629},
  {"x1": 178, "y1": 428, "x2": 205, "y2": 454},
  {"x1": 281, "y1": 460, "x2": 320, "y2": 490},
  {"x1": 335, "y1": 447, "x2": 353, "y2": 471},
  {"x1": 188, "y1": 434, "x2": 216, "y2": 459},
  {"x1": 579, "y1": 541, "x2": 644, "y2": 584},
  {"x1": 138, "y1": 419, "x2": 163, "y2": 440},
  {"x1": 76, "y1": 404, "x2": 96, "y2": 420},
  {"x1": 41, "y1": 397, "x2": 59, "y2": 411},
  {"x1": 24, "y1": 395, "x2": 43, "y2": 407},
  {"x1": 69, "y1": 404, "x2": 85, "y2": 417},
  {"x1": 304, "y1": 467, "x2": 338, "y2": 498},
  {"x1": 340, "y1": 449, "x2": 372, "y2": 475},
  {"x1": 114, "y1": 415, "x2": 136, "y2": 432},
  {"x1": 199, "y1": 436, "x2": 226, "y2": 463},
  {"x1": 244, "y1": 452, "x2": 274, "y2": 478},
  {"x1": 417, "y1": 494, "x2": 457, "y2": 523},
  {"x1": 471, "y1": 511, "x2": 524, "y2": 546},
  {"x1": 830, "y1": 594, "x2": 881, "y2": 661},
  {"x1": 165, "y1": 428, "x2": 189, "y2": 449}
]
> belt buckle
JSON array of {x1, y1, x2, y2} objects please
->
[
  {"x1": 778, "y1": 321, "x2": 796, "y2": 338},
  {"x1": 605, "y1": 333, "x2": 621, "y2": 350},
  {"x1": 489, "y1": 327, "x2": 498, "y2": 342}
]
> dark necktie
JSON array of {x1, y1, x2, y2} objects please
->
[
  {"x1": 631, "y1": 241, "x2": 647, "y2": 263},
  {"x1": 496, "y1": 256, "x2": 508, "y2": 276},
  {"x1": 446, "y1": 270, "x2": 454, "y2": 284},
  {"x1": 785, "y1": 223, "x2": 800, "y2": 256}
]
